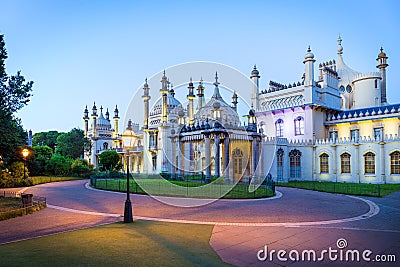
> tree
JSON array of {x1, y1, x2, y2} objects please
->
[
  {"x1": 28, "y1": 145, "x2": 53, "y2": 176},
  {"x1": 71, "y1": 159, "x2": 92, "y2": 177},
  {"x1": 56, "y1": 128, "x2": 89, "y2": 159},
  {"x1": 46, "y1": 154, "x2": 72, "y2": 176},
  {"x1": 99, "y1": 150, "x2": 120, "y2": 171},
  {"x1": 0, "y1": 34, "x2": 33, "y2": 165},
  {"x1": 32, "y1": 131, "x2": 61, "y2": 151}
]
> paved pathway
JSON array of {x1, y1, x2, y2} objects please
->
[{"x1": 0, "y1": 180, "x2": 399, "y2": 266}]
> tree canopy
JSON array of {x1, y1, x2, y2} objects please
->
[
  {"x1": 99, "y1": 150, "x2": 120, "y2": 171},
  {"x1": 0, "y1": 34, "x2": 33, "y2": 165},
  {"x1": 56, "y1": 128, "x2": 89, "y2": 159},
  {"x1": 32, "y1": 131, "x2": 61, "y2": 150}
]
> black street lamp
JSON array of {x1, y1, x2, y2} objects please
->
[
  {"x1": 22, "y1": 148, "x2": 29, "y2": 179},
  {"x1": 122, "y1": 125, "x2": 135, "y2": 223}
]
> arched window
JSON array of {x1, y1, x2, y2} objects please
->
[
  {"x1": 275, "y1": 119, "x2": 284, "y2": 137},
  {"x1": 103, "y1": 142, "x2": 108, "y2": 150},
  {"x1": 319, "y1": 153, "x2": 329, "y2": 173},
  {"x1": 339, "y1": 85, "x2": 345, "y2": 92},
  {"x1": 364, "y1": 152, "x2": 375, "y2": 174},
  {"x1": 375, "y1": 79, "x2": 378, "y2": 88},
  {"x1": 294, "y1": 116, "x2": 305, "y2": 135},
  {"x1": 277, "y1": 149, "x2": 284, "y2": 181},
  {"x1": 341, "y1": 153, "x2": 351, "y2": 173},
  {"x1": 232, "y1": 148, "x2": 243, "y2": 174},
  {"x1": 289, "y1": 149, "x2": 301, "y2": 179},
  {"x1": 346, "y1": 85, "x2": 352, "y2": 93},
  {"x1": 390, "y1": 151, "x2": 400, "y2": 174}
]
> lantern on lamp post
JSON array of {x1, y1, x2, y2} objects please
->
[
  {"x1": 122, "y1": 123, "x2": 135, "y2": 223},
  {"x1": 22, "y1": 148, "x2": 29, "y2": 179}
]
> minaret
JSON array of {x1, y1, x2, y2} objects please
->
[
  {"x1": 160, "y1": 71, "x2": 169, "y2": 123},
  {"x1": 250, "y1": 65, "x2": 260, "y2": 110},
  {"x1": 303, "y1": 46, "x2": 315, "y2": 87},
  {"x1": 377, "y1": 47, "x2": 388, "y2": 105},
  {"x1": 113, "y1": 105, "x2": 119, "y2": 138},
  {"x1": 91, "y1": 102, "x2": 98, "y2": 138},
  {"x1": 187, "y1": 77, "x2": 195, "y2": 125},
  {"x1": 197, "y1": 77, "x2": 205, "y2": 110},
  {"x1": 142, "y1": 78, "x2": 151, "y2": 129},
  {"x1": 232, "y1": 91, "x2": 238, "y2": 112},
  {"x1": 83, "y1": 105, "x2": 89, "y2": 137}
]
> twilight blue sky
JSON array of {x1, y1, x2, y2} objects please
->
[{"x1": 1, "y1": 0, "x2": 399, "y2": 133}]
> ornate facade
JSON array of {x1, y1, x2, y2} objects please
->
[{"x1": 84, "y1": 36, "x2": 400, "y2": 184}]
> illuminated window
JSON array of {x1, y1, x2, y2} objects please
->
[
  {"x1": 289, "y1": 149, "x2": 301, "y2": 179},
  {"x1": 341, "y1": 153, "x2": 351, "y2": 173},
  {"x1": 294, "y1": 116, "x2": 305, "y2": 135},
  {"x1": 364, "y1": 152, "x2": 375, "y2": 174},
  {"x1": 390, "y1": 151, "x2": 400, "y2": 174},
  {"x1": 319, "y1": 153, "x2": 329, "y2": 173},
  {"x1": 275, "y1": 119, "x2": 284, "y2": 137}
]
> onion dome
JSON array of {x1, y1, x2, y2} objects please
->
[{"x1": 377, "y1": 47, "x2": 387, "y2": 59}]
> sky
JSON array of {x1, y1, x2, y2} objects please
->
[{"x1": 1, "y1": 0, "x2": 400, "y2": 133}]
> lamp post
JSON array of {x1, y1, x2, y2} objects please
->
[
  {"x1": 22, "y1": 148, "x2": 29, "y2": 179},
  {"x1": 122, "y1": 125, "x2": 135, "y2": 223}
]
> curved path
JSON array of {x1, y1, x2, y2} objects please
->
[{"x1": 1, "y1": 180, "x2": 399, "y2": 266}]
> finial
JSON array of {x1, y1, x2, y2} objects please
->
[
  {"x1": 215, "y1": 71, "x2": 219, "y2": 84},
  {"x1": 380, "y1": 46, "x2": 383, "y2": 53},
  {"x1": 190, "y1": 77, "x2": 192, "y2": 82},
  {"x1": 337, "y1": 34, "x2": 343, "y2": 55},
  {"x1": 253, "y1": 64, "x2": 257, "y2": 69},
  {"x1": 145, "y1": 77, "x2": 148, "y2": 84},
  {"x1": 163, "y1": 70, "x2": 166, "y2": 76},
  {"x1": 307, "y1": 45, "x2": 311, "y2": 52},
  {"x1": 100, "y1": 106, "x2": 103, "y2": 113}
]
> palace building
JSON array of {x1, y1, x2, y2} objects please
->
[{"x1": 83, "y1": 36, "x2": 400, "y2": 184}]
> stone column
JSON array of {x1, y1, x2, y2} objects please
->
[
  {"x1": 205, "y1": 135, "x2": 211, "y2": 183},
  {"x1": 171, "y1": 137, "x2": 176, "y2": 179},
  {"x1": 380, "y1": 142, "x2": 386, "y2": 183},
  {"x1": 214, "y1": 134, "x2": 220, "y2": 177},
  {"x1": 312, "y1": 146, "x2": 316, "y2": 181},
  {"x1": 355, "y1": 144, "x2": 360, "y2": 183},
  {"x1": 223, "y1": 135, "x2": 230, "y2": 182},
  {"x1": 252, "y1": 137, "x2": 258, "y2": 178},
  {"x1": 332, "y1": 144, "x2": 337, "y2": 182}
]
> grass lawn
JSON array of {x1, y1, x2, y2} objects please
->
[
  {"x1": 276, "y1": 181, "x2": 400, "y2": 197},
  {"x1": 30, "y1": 176, "x2": 84, "y2": 185},
  {"x1": 0, "y1": 197, "x2": 21, "y2": 212},
  {"x1": 92, "y1": 178, "x2": 275, "y2": 199},
  {"x1": 0, "y1": 221, "x2": 229, "y2": 267}
]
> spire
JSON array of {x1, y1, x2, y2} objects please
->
[
  {"x1": 170, "y1": 83, "x2": 175, "y2": 97},
  {"x1": 251, "y1": 64, "x2": 260, "y2": 77},
  {"x1": 212, "y1": 71, "x2": 223, "y2": 100},
  {"x1": 337, "y1": 33, "x2": 343, "y2": 55},
  {"x1": 83, "y1": 105, "x2": 89, "y2": 119},
  {"x1": 100, "y1": 106, "x2": 103, "y2": 114}
]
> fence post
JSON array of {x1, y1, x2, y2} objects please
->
[
  {"x1": 378, "y1": 184, "x2": 381, "y2": 197},
  {"x1": 119, "y1": 179, "x2": 121, "y2": 191}
]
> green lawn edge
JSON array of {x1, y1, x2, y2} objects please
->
[{"x1": 0, "y1": 220, "x2": 230, "y2": 267}]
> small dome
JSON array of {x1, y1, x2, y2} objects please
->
[
  {"x1": 213, "y1": 101, "x2": 221, "y2": 110},
  {"x1": 249, "y1": 109, "x2": 255, "y2": 116},
  {"x1": 151, "y1": 93, "x2": 182, "y2": 116},
  {"x1": 305, "y1": 46, "x2": 314, "y2": 60},
  {"x1": 378, "y1": 47, "x2": 387, "y2": 58},
  {"x1": 251, "y1": 65, "x2": 259, "y2": 76},
  {"x1": 178, "y1": 109, "x2": 185, "y2": 117}
]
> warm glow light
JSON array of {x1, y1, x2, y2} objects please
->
[
  {"x1": 122, "y1": 129, "x2": 135, "y2": 150},
  {"x1": 22, "y1": 148, "x2": 29, "y2": 158}
]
